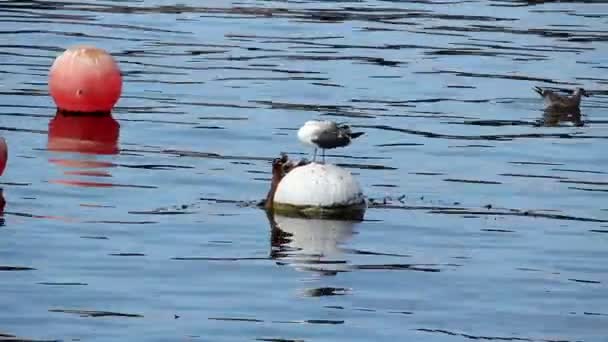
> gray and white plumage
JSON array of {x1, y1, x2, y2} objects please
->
[
  {"x1": 533, "y1": 86, "x2": 589, "y2": 110},
  {"x1": 297, "y1": 120, "x2": 364, "y2": 162}
]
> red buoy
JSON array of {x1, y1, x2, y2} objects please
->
[
  {"x1": 0, "y1": 137, "x2": 7, "y2": 176},
  {"x1": 49, "y1": 46, "x2": 122, "y2": 113}
]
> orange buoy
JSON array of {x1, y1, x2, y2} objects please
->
[
  {"x1": 0, "y1": 137, "x2": 7, "y2": 176},
  {"x1": 49, "y1": 45, "x2": 122, "y2": 113}
]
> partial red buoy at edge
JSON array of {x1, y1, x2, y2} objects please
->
[
  {"x1": 49, "y1": 45, "x2": 122, "y2": 113},
  {"x1": 0, "y1": 137, "x2": 7, "y2": 176}
]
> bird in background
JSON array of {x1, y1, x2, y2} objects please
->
[
  {"x1": 533, "y1": 86, "x2": 589, "y2": 111},
  {"x1": 297, "y1": 120, "x2": 364, "y2": 163}
]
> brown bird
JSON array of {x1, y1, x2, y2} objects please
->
[
  {"x1": 533, "y1": 86, "x2": 589, "y2": 111},
  {"x1": 264, "y1": 154, "x2": 309, "y2": 211}
]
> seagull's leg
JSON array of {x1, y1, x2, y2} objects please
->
[
  {"x1": 322, "y1": 149, "x2": 326, "y2": 163},
  {"x1": 313, "y1": 148, "x2": 317, "y2": 162}
]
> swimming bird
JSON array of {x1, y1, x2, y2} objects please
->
[
  {"x1": 297, "y1": 120, "x2": 364, "y2": 163},
  {"x1": 533, "y1": 86, "x2": 589, "y2": 111}
]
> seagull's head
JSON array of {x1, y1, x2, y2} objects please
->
[
  {"x1": 337, "y1": 123, "x2": 352, "y2": 134},
  {"x1": 575, "y1": 88, "x2": 590, "y2": 97}
]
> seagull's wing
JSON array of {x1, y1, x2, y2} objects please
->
[
  {"x1": 348, "y1": 131, "x2": 365, "y2": 139},
  {"x1": 336, "y1": 124, "x2": 364, "y2": 140},
  {"x1": 312, "y1": 131, "x2": 351, "y2": 149}
]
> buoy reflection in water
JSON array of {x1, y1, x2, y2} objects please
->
[
  {"x1": 269, "y1": 213, "x2": 357, "y2": 275},
  {"x1": 48, "y1": 110, "x2": 120, "y2": 188},
  {"x1": 48, "y1": 110, "x2": 119, "y2": 155}
]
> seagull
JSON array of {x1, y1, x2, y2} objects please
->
[
  {"x1": 533, "y1": 86, "x2": 589, "y2": 111},
  {"x1": 297, "y1": 120, "x2": 364, "y2": 163}
]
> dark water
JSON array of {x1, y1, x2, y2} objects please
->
[{"x1": 1, "y1": 1, "x2": 608, "y2": 341}]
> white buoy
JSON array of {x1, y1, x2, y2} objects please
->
[{"x1": 272, "y1": 162, "x2": 366, "y2": 220}]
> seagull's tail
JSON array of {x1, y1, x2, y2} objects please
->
[
  {"x1": 533, "y1": 86, "x2": 544, "y2": 97},
  {"x1": 349, "y1": 132, "x2": 365, "y2": 139}
]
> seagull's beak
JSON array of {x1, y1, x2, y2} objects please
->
[{"x1": 583, "y1": 90, "x2": 590, "y2": 97}]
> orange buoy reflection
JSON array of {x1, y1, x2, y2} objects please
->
[
  {"x1": 48, "y1": 110, "x2": 121, "y2": 188},
  {"x1": 48, "y1": 109, "x2": 120, "y2": 155}
]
